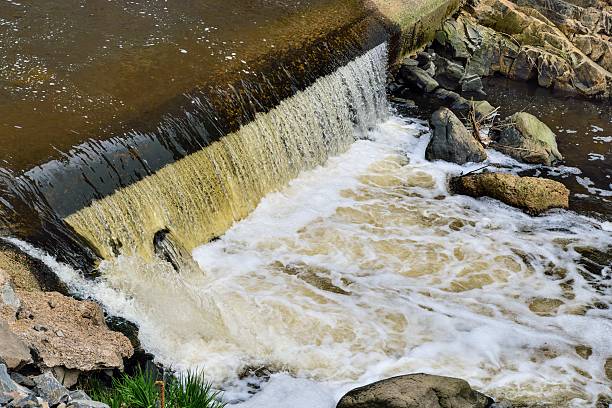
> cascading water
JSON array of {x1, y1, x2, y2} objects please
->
[
  {"x1": 63, "y1": 44, "x2": 389, "y2": 260},
  {"x1": 6, "y1": 43, "x2": 611, "y2": 408}
]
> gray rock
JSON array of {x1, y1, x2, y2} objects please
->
[
  {"x1": 336, "y1": 373, "x2": 492, "y2": 408},
  {"x1": 69, "y1": 390, "x2": 92, "y2": 401},
  {"x1": 492, "y1": 112, "x2": 563, "y2": 165},
  {"x1": 33, "y1": 372, "x2": 69, "y2": 406},
  {"x1": 1, "y1": 364, "x2": 29, "y2": 395},
  {"x1": 471, "y1": 100, "x2": 496, "y2": 120},
  {"x1": 68, "y1": 400, "x2": 110, "y2": 408},
  {"x1": 433, "y1": 56, "x2": 466, "y2": 90},
  {"x1": 0, "y1": 321, "x2": 32, "y2": 369},
  {"x1": 426, "y1": 108, "x2": 487, "y2": 164},
  {"x1": 10, "y1": 372, "x2": 35, "y2": 388},
  {"x1": 399, "y1": 65, "x2": 439, "y2": 93},
  {"x1": 461, "y1": 74, "x2": 485, "y2": 94},
  {"x1": 390, "y1": 96, "x2": 416, "y2": 108},
  {"x1": 8, "y1": 394, "x2": 45, "y2": 408}
]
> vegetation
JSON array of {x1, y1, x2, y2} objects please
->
[{"x1": 87, "y1": 367, "x2": 226, "y2": 408}]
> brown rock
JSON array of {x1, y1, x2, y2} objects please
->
[
  {"x1": 451, "y1": 173, "x2": 570, "y2": 215},
  {"x1": 336, "y1": 373, "x2": 492, "y2": 408},
  {"x1": 7, "y1": 291, "x2": 133, "y2": 372},
  {"x1": 0, "y1": 321, "x2": 32, "y2": 369}
]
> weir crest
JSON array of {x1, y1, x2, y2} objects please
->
[{"x1": 65, "y1": 44, "x2": 390, "y2": 260}]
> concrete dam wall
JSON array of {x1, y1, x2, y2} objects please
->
[{"x1": 0, "y1": 0, "x2": 461, "y2": 268}]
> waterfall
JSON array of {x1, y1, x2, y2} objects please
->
[{"x1": 64, "y1": 44, "x2": 389, "y2": 260}]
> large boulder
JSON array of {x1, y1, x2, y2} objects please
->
[
  {"x1": 0, "y1": 364, "x2": 30, "y2": 404},
  {"x1": 492, "y1": 112, "x2": 563, "y2": 165},
  {"x1": 426, "y1": 108, "x2": 488, "y2": 164},
  {"x1": 336, "y1": 374, "x2": 492, "y2": 408},
  {"x1": 6, "y1": 291, "x2": 134, "y2": 373},
  {"x1": 451, "y1": 173, "x2": 570, "y2": 214}
]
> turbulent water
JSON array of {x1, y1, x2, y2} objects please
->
[{"x1": 6, "y1": 44, "x2": 612, "y2": 407}]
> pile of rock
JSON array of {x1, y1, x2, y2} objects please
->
[
  {"x1": 1, "y1": 364, "x2": 107, "y2": 408},
  {"x1": 435, "y1": 0, "x2": 611, "y2": 99}
]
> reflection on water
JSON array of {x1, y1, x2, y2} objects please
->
[
  {"x1": 12, "y1": 116, "x2": 611, "y2": 407},
  {"x1": 482, "y1": 77, "x2": 612, "y2": 220}
]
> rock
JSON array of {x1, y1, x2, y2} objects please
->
[
  {"x1": 52, "y1": 366, "x2": 81, "y2": 388},
  {"x1": 336, "y1": 373, "x2": 492, "y2": 408},
  {"x1": 399, "y1": 65, "x2": 440, "y2": 93},
  {"x1": 605, "y1": 358, "x2": 612, "y2": 381},
  {"x1": 426, "y1": 108, "x2": 488, "y2": 164},
  {"x1": 8, "y1": 394, "x2": 46, "y2": 408},
  {"x1": 6, "y1": 291, "x2": 133, "y2": 372},
  {"x1": 389, "y1": 96, "x2": 417, "y2": 108},
  {"x1": 0, "y1": 364, "x2": 30, "y2": 399},
  {"x1": 575, "y1": 345, "x2": 592, "y2": 359},
  {"x1": 471, "y1": 100, "x2": 496, "y2": 120},
  {"x1": 68, "y1": 400, "x2": 110, "y2": 408},
  {"x1": 492, "y1": 112, "x2": 563, "y2": 165},
  {"x1": 33, "y1": 372, "x2": 69, "y2": 406},
  {"x1": 0, "y1": 321, "x2": 32, "y2": 369},
  {"x1": 451, "y1": 173, "x2": 570, "y2": 214},
  {"x1": 461, "y1": 74, "x2": 485, "y2": 94},
  {"x1": 433, "y1": 56, "x2": 466, "y2": 90},
  {"x1": 10, "y1": 373, "x2": 35, "y2": 388},
  {"x1": 68, "y1": 390, "x2": 92, "y2": 401}
]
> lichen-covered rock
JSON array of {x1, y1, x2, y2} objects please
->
[
  {"x1": 68, "y1": 400, "x2": 110, "y2": 408},
  {"x1": 451, "y1": 173, "x2": 570, "y2": 214},
  {"x1": 492, "y1": 112, "x2": 563, "y2": 165},
  {"x1": 336, "y1": 373, "x2": 492, "y2": 408},
  {"x1": 426, "y1": 108, "x2": 488, "y2": 164}
]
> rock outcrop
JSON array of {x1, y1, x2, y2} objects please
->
[
  {"x1": 336, "y1": 373, "x2": 492, "y2": 408},
  {"x1": 433, "y1": 0, "x2": 612, "y2": 98},
  {"x1": 451, "y1": 173, "x2": 570, "y2": 214},
  {"x1": 492, "y1": 112, "x2": 563, "y2": 165},
  {"x1": 426, "y1": 108, "x2": 488, "y2": 164}
]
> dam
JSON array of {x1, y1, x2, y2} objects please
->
[{"x1": 1, "y1": 0, "x2": 611, "y2": 407}]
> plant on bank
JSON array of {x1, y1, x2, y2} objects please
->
[{"x1": 87, "y1": 367, "x2": 226, "y2": 408}]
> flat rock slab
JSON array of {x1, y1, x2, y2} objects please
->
[
  {"x1": 451, "y1": 173, "x2": 570, "y2": 215},
  {"x1": 337, "y1": 373, "x2": 492, "y2": 408}
]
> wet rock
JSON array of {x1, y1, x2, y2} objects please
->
[
  {"x1": 461, "y1": 74, "x2": 485, "y2": 94},
  {"x1": 336, "y1": 373, "x2": 492, "y2": 408},
  {"x1": 451, "y1": 173, "x2": 570, "y2": 215},
  {"x1": 605, "y1": 358, "x2": 612, "y2": 381},
  {"x1": 7, "y1": 291, "x2": 133, "y2": 372},
  {"x1": 426, "y1": 108, "x2": 487, "y2": 164},
  {"x1": 492, "y1": 112, "x2": 563, "y2": 165},
  {"x1": 528, "y1": 297, "x2": 564, "y2": 315},
  {"x1": 399, "y1": 65, "x2": 440, "y2": 93},
  {"x1": 390, "y1": 96, "x2": 417, "y2": 108},
  {"x1": 434, "y1": 56, "x2": 466, "y2": 90},
  {"x1": 33, "y1": 372, "x2": 69, "y2": 406},
  {"x1": 68, "y1": 400, "x2": 110, "y2": 408}
]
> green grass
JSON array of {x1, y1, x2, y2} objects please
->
[{"x1": 86, "y1": 368, "x2": 226, "y2": 408}]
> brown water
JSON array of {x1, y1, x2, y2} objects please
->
[{"x1": 0, "y1": 0, "x2": 382, "y2": 171}]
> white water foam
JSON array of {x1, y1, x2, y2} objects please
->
[{"x1": 9, "y1": 115, "x2": 612, "y2": 407}]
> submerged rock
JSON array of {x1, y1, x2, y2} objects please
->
[
  {"x1": 451, "y1": 173, "x2": 570, "y2": 214},
  {"x1": 336, "y1": 373, "x2": 492, "y2": 408},
  {"x1": 426, "y1": 108, "x2": 487, "y2": 164},
  {"x1": 492, "y1": 112, "x2": 563, "y2": 165}
]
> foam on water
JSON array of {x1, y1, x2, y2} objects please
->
[{"x1": 8, "y1": 115, "x2": 611, "y2": 407}]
